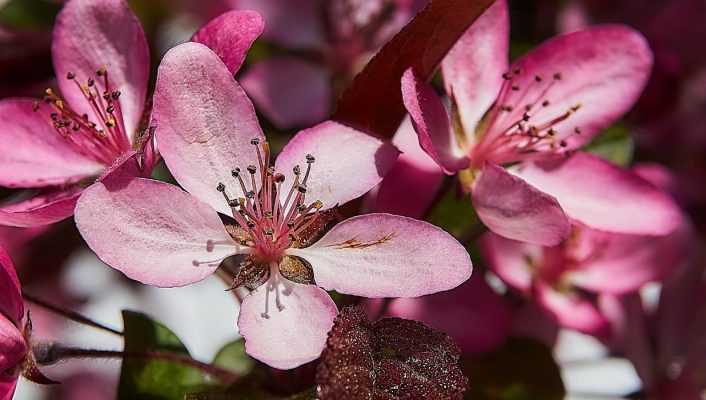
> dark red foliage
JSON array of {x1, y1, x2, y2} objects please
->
[
  {"x1": 317, "y1": 306, "x2": 467, "y2": 400},
  {"x1": 333, "y1": 0, "x2": 496, "y2": 139}
]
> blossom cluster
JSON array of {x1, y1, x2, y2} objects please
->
[{"x1": 0, "y1": 0, "x2": 702, "y2": 398}]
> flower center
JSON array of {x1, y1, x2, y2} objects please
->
[
  {"x1": 34, "y1": 67, "x2": 132, "y2": 165},
  {"x1": 217, "y1": 139, "x2": 324, "y2": 265},
  {"x1": 470, "y1": 68, "x2": 583, "y2": 167}
]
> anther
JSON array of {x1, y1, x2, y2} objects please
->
[
  {"x1": 250, "y1": 137, "x2": 260, "y2": 145},
  {"x1": 553, "y1": 72, "x2": 562, "y2": 81},
  {"x1": 66, "y1": 72, "x2": 76, "y2": 80},
  {"x1": 293, "y1": 165, "x2": 301, "y2": 175},
  {"x1": 274, "y1": 173, "x2": 285, "y2": 183},
  {"x1": 511, "y1": 85, "x2": 520, "y2": 91},
  {"x1": 217, "y1": 183, "x2": 226, "y2": 192},
  {"x1": 232, "y1": 168, "x2": 240, "y2": 177},
  {"x1": 522, "y1": 113, "x2": 530, "y2": 122},
  {"x1": 111, "y1": 91, "x2": 121, "y2": 100},
  {"x1": 542, "y1": 100, "x2": 550, "y2": 107},
  {"x1": 87, "y1": 78, "x2": 95, "y2": 87},
  {"x1": 312, "y1": 200, "x2": 323, "y2": 210},
  {"x1": 246, "y1": 191, "x2": 255, "y2": 199},
  {"x1": 228, "y1": 199, "x2": 239, "y2": 207},
  {"x1": 574, "y1": 127, "x2": 582, "y2": 134},
  {"x1": 535, "y1": 75, "x2": 543, "y2": 82},
  {"x1": 502, "y1": 72, "x2": 512, "y2": 80},
  {"x1": 548, "y1": 128, "x2": 557, "y2": 136},
  {"x1": 247, "y1": 165, "x2": 257, "y2": 175},
  {"x1": 96, "y1": 66, "x2": 107, "y2": 76},
  {"x1": 560, "y1": 140, "x2": 568, "y2": 148},
  {"x1": 305, "y1": 154, "x2": 315, "y2": 164}
]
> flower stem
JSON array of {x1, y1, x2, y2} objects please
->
[
  {"x1": 39, "y1": 345, "x2": 240, "y2": 384},
  {"x1": 22, "y1": 292, "x2": 123, "y2": 337}
]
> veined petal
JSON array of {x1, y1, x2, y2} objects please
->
[
  {"x1": 0, "y1": 99, "x2": 103, "y2": 188},
  {"x1": 514, "y1": 152, "x2": 682, "y2": 235},
  {"x1": 238, "y1": 275, "x2": 337, "y2": 370},
  {"x1": 441, "y1": 0, "x2": 509, "y2": 138},
  {"x1": 0, "y1": 187, "x2": 83, "y2": 228},
  {"x1": 152, "y1": 42, "x2": 264, "y2": 217},
  {"x1": 52, "y1": 0, "x2": 149, "y2": 138},
  {"x1": 192, "y1": 10, "x2": 264, "y2": 74},
  {"x1": 370, "y1": 118, "x2": 445, "y2": 218},
  {"x1": 275, "y1": 121, "x2": 399, "y2": 211},
  {"x1": 485, "y1": 25, "x2": 652, "y2": 150},
  {"x1": 288, "y1": 213, "x2": 472, "y2": 298},
  {"x1": 472, "y1": 163, "x2": 571, "y2": 246},
  {"x1": 0, "y1": 248, "x2": 22, "y2": 326},
  {"x1": 0, "y1": 316, "x2": 26, "y2": 376},
  {"x1": 241, "y1": 57, "x2": 331, "y2": 129},
  {"x1": 401, "y1": 69, "x2": 469, "y2": 174},
  {"x1": 75, "y1": 177, "x2": 240, "y2": 287}
]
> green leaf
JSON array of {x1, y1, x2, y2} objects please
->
[
  {"x1": 463, "y1": 338, "x2": 565, "y2": 400},
  {"x1": 118, "y1": 310, "x2": 208, "y2": 400},
  {"x1": 585, "y1": 123, "x2": 634, "y2": 167},
  {"x1": 212, "y1": 340, "x2": 255, "y2": 376},
  {"x1": 0, "y1": 0, "x2": 60, "y2": 29},
  {"x1": 427, "y1": 187, "x2": 479, "y2": 238}
]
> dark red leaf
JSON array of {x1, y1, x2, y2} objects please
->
[
  {"x1": 317, "y1": 306, "x2": 467, "y2": 400},
  {"x1": 333, "y1": 0, "x2": 497, "y2": 138}
]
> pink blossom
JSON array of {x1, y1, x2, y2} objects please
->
[
  {"x1": 481, "y1": 213, "x2": 690, "y2": 337},
  {"x1": 0, "y1": 0, "x2": 156, "y2": 228},
  {"x1": 74, "y1": 42, "x2": 473, "y2": 370},
  {"x1": 400, "y1": 0, "x2": 681, "y2": 245},
  {"x1": 0, "y1": 247, "x2": 28, "y2": 400},
  {"x1": 222, "y1": 0, "x2": 425, "y2": 129}
]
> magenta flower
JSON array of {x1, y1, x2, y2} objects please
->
[
  {"x1": 74, "y1": 42, "x2": 472, "y2": 369},
  {"x1": 400, "y1": 0, "x2": 681, "y2": 245},
  {"x1": 0, "y1": 0, "x2": 155, "y2": 228},
  {"x1": 480, "y1": 214, "x2": 689, "y2": 336},
  {"x1": 0, "y1": 247, "x2": 28, "y2": 400}
]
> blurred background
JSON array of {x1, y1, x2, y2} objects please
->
[{"x1": 1, "y1": 0, "x2": 704, "y2": 399}]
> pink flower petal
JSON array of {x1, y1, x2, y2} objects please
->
[
  {"x1": 514, "y1": 152, "x2": 682, "y2": 235},
  {"x1": 231, "y1": 0, "x2": 324, "y2": 49},
  {"x1": 152, "y1": 42, "x2": 264, "y2": 216},
  {"x1": 275, "y1": 121, "x2": 399, "y2": 211},
  {"x1": 0, "y1": 99, "x2": 103, "y2": 188},
  {"x1": 75, "y1": 177, "x2": 239, "y2": 287},
  {"x1": 570, "y1": 224, "x2": 690, "y2": 294},
  {"x1": 369, "y1": 118, "x2": 445, "y2": 218},
  {"x1": 472, "y1": 163, "x2": 571, "y2": 246},
  {"x1": 441, "y1": 0, "x2": 509, "y2": 137},
  {"x1": 241, "y1": 57, "x2": 331, "y2": 129},
  {"x1": 401, "y1": 69, "x2": 469, "y2": 174},
  {"x1": 480, "y1": 232, "x2": 538, "y2": 292},
  {"x1": 0, "y1": 315, "x2": 26, "y2": 376},
  {"x1": 0, "y1": 187, "x2": 82, "y2": 228},
  {"x1": 0, "y1": 378, "x2": 19, "y2": 400},
  {"x1": 191, "y1": 10, "x2": 264, "y2": 74},
  {"x1": 0, "y1": 247, "x2": 23, "y2": 326},
  {"x1": 486, "y1": 25, "x2": 652, "y2": 149},
  {"x1": 288, "y1": 213, "x2": 472, "y2": 298},
  {"x1": 370, "y1": 272, "x2": 511, "y2": 355},
  {"x1": 52, "y1": 0, "x2": 149, "y2": 138},
  {"x1": 535, "y1": 282, "x2": 610, "y2": 336},
  {"x1": 238, "y1": 276, "x2": 337, "y2": 369}
]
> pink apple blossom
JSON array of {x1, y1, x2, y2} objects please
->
[
  {"x1": 0, "y1": 247, "x2": 28, "y2": 400},
  {"x1": 0, "y1": 0, "x2": 156, "y2": 228},
  {"x1": 480, "y1": 212, "x2": 690, "y2": 337},
  {"x1": 400, "y1": 0, "x2": 681, "y2": 245},
  {"x1": 74, "y1": 42, "x2": 472, "y2": 370}
]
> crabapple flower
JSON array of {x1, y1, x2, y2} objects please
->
[
  {"x1": 0, "y1": 247, "x2": 28, "y2": 400},
  {"x1": 481, "y1": 213, "x2": 689, "y2": 336},
  {"x1": 0, "y1": 0, "x2": 154, "y2": 228},
  {"x1": 400, "y1": 0, "x2": 681, "y2": 245},
  {"x1": 227, "y1": 0, "x2": 425, "y2": 128},
  {"x1": 75, "y1": 42, "x2": 472, "y2": 370}
]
